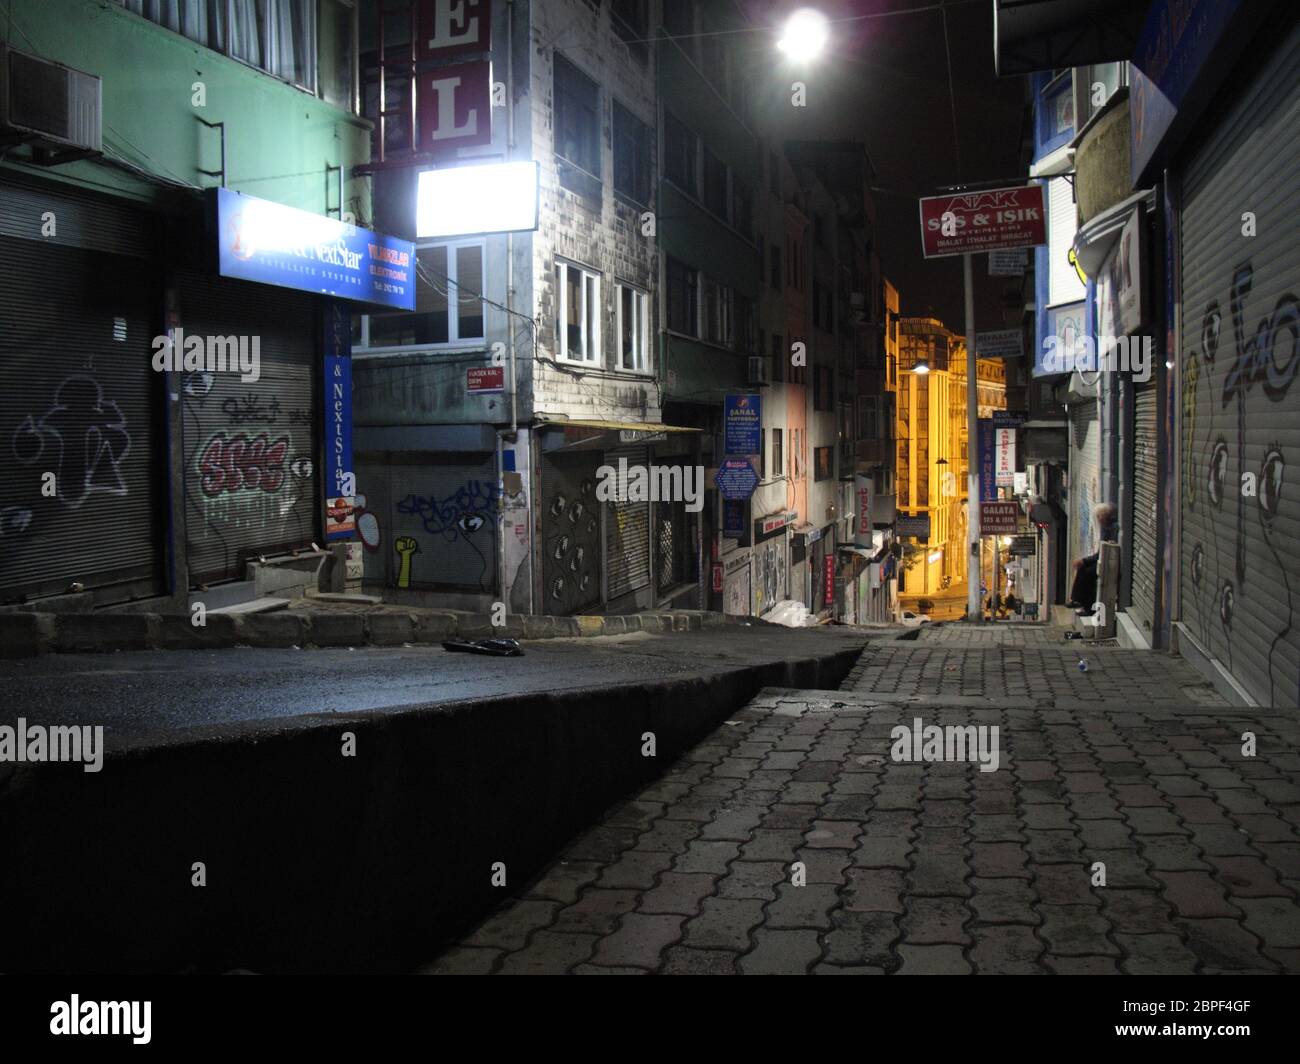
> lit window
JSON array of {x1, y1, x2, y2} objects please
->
[{"x1": 359, "y1": 239, "x2": 485, "y2": 349}]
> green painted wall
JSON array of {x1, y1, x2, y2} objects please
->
[{"x1": 1, "y1": 0, "x2": 370, "y2": 216}]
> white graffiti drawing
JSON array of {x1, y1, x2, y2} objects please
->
[
  {"x1": 12, "y1": 376, "x2": 131, "y2": 509},
  {"x1": 0, "y1": 506, "x2": 34, "y2": 536}
]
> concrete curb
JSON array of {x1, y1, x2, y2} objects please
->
[
  {"x1": 0, "y1": 607, "x2": 779, "y2": 658},
  {"x1": 0, "y1": 644, "x2": 862, "y2": 973}
]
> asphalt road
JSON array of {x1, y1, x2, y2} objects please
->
[{"x1": 0, "y1": 627, "x2": 870, "y2": 749}]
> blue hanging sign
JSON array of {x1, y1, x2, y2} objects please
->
[
  {"x1": 212, "y1": 188, "x2": 416, "y2": 310},
  {"x1": 724, "y1": 394, "x2": 762, "y2": 456}
]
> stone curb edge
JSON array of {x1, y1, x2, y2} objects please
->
[{"x1": 0, "y1": 609, "x2": 785, "y2": 658}]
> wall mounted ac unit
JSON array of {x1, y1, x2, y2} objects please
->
[
  {"x1": 747, "y1": 356, "x2": 768, "y2": 386},
  {"x1": 0, "y1": 46, "x2": 102, "y2": 161}
]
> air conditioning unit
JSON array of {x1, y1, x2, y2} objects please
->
[
  {"x1": 0, "y1": 46, "x2": 102, "y2": 160},
  {"x1": 747, "y1": 356, "x2": 769, "y2": 386}
]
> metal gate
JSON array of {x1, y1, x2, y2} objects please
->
[
  {"x1": 178, "y1": 273, "x2": 318, "y2": 584},
  {"x1": 1179, "y1": 17, "x2": 1300, "y2": 708},
  {"x1": 542, "y1": 451, "x2": 601, "y2": 613},
  {"x1": 1128, "y1": 384, "x2": 1159, "y2": 637},
  {"x1": 0, "y1": 234, "x2": 162, "y2": 604},
  {"x1": 604, "y1": 445, "x2": 651, "y2": 599}
]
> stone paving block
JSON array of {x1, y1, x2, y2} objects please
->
[
  {"x1": 637, "y1": 872, "x2": 718, "y2": 916},
  {"x1": 1209, "y1": 855, "x2": 1293, "y2": 898},
  {"x1": 497, "y1": 932, "x2": 598, "y2": 975},
  {"x1": 1044, "y1": 955, "x2": 1121, "y2": 974},
  {"x1": 739, "y1": 829, "x2": 804, "y2": 863},
  {"x1": 844, "y1": 868, "x2": 906, "y2": 913},
  {"x1": 1134, "y1": 834, "x2": 1211, "y2": 871},
  {"x1": 632, "y1": 819, "x2": 702, "y2": 855},
  {"x1": 970, "y1": 925, "x2": 1044, "y2": 973},
  {"x1": 1115, "y1": 933, "x2": 1199, "y2": 975},
  {"x1": 969, "y1": 877, "x2": 1040, "y2": 926},
  {"x1": 417, "y1": 946, "x2": 500, "y2": 975},
  {"x1": 792, "y1": 848, "x2": 852, "y2": 885},
  {"x1": 1100, "y1": 889, "x2": 1174, "y2": 934},
  {"x1": 682, "y1": 897, "x2": 766, "y2": 951},
  {"x1": 673, "y1": 839, "x2": 741, "y2": 875},
  {"x1": 822, "y1": 910, "x2": 900, "y2": 968},
  {"x1": 716, "y1": 861, "x2": 786, "y2": 901},
  {"x1": 908, "y1": 852, "x2": 972, "y2": 897},
  {"x1": 699, "y1": 809, "x2": 764, "y2": 841},
  {"x1": 739, "y1": 929, "x2": 822, "y2": 975},
  {"x1": 1037, "y1": 904, "x2": 1119, "y2": 956},
  {"x1": 896, "y1": 944, "x2": 972, "y2": 975},
  {"x1": 659, "y1": 947, "x2": 739, "y2": 975},
  {"x1": 461, "y1": 900, "x2": 558, "y2": 952},
  {"x1": 597, "y1": 849, "x2": 674, "y2": 890},
  {"x1": 1035, "y1": 864, "x2": 1103, "y2": 907},
  {"x1": 766, "y1": 883, "x2": 840, "y2": 930},
  {"x1": 1235, "y1": 897, "x2": 1300, "y2": 948},
  {"x1": 589, "y1": 914, "x2": 684, "y2": 970},
  {"x1": 551, "y1": 890, "x2": 640, "y2": 936},
  {"x1": 1187, "y1": 822, "x2": 1261, "y2": 857},
  {"x1": 804, "y1": 819, "x2": 860, "y2": 849},
  {"x1": 564, "y1": 826, "x2": 640, "y2": 863},
  {"x1": 523, "y1": 861, "x2": 603, "y2": 905},
  {"x1": 901, "y1": 896, "x2": 972, "y2": 945},
  {"x1": 1176, "y1": 917, "x2": 1275, "y2": 971},
  {"x1": 969, "y1": 842, "x2": 1031, "y2": 879}
]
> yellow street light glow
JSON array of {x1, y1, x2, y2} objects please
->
[
  {"x1": 777, "y1": 8, "x2": 829, "y2": 61},
  {"x1": 912, "y1": 361, "x2": 930, "y2": 374}
]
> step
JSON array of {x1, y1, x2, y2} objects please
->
[{"x1": 209, "y1": 597, "x2": 291, "y2": 616}]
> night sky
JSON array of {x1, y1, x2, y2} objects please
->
[{"x1": 744, "y1": 0, "x2": 1027, "y2": 331}]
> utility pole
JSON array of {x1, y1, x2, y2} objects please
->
[{"x1": 964, "y1": 252, "x2": 981, "y2": 623}]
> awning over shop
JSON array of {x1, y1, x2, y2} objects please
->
[
  {"x1": 994, "y1": 0, "x2": 1150, "y2": 77},
  {"x1": 536, "y1": 417, "x2": 701, "y2": 452}
]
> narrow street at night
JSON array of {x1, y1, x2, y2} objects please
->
[{"x1": 1, "y1": 0, "x2": 1298, "y2": 1046}]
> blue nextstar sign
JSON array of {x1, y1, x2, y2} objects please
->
[
  {"x1": 213, "y1": 188, "x2": 416, "y2": 310},
  {"x1": 724, "y1": 394, "x2": 761, "y2": 456},
  {"x1": 716, "y1": 458, "x2": 759, "y2": 501},
  {"x1": 978, "y1": 418, "x2": 997, "y2": 502}
]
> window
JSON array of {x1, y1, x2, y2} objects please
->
[
  {"x1": 858, "y1": 396, "x2": 878, "y2": 439},
  {"x1": 734, "y1": 293, "x2": 755, "y2": 353},
  {"x1": 701, "y1": 278, "x2": 731, "y2": 346},
  {"x1": 771, "y1": 429, "x2": 783, "y2": 479},
  {"x1": 554, "y1": 54, "x2": 599, "y2": 177},
  {"x1": 770, "y1": 245, "x2": 782, "y2": 290},
  {"x1": 611, "y1": 0, "x2": 649, "y2": 60},
  {"x1": 793, "y1": 428, "x2": 804, "y2": 478},
  {"x1": 664, "y1": 112, "x2": 698, "y2": 197},
  {"x1": 702, "y1": 147, "x2": 728, "y2": 219},
  {"x1": 617, "y1": 283, "x2": 649, "y2": 372},
  {"x1": 555, "y1": 260, "x2": 601, "y2": 362},
  {"x1": 699, "y1": 4, "x2": 728, "y2": 96},
  {"x1": 731, "y1": 178, "x2": 752, "y2": 240},
  {"x1": 814, "y1": 446, "x2": 833, "y2": 482},
  {"x1": 666, "y1": 257, "x2": 698, "y2": 335},
  {"x1": 124, "y1": 0, "x2": 345, "y2": 102},
  {"x1": 613, "y1": 102, "x2": 651, "y2": 205},
  {"x1": 662, "y1": 0, "x2": 692, "y2": 40},
  {"x1": 770, "y1": 332, "x2": 784, "y2": 382},
  {"x1": 362, "y1": 240, "x2": 484, "y2": 348}
]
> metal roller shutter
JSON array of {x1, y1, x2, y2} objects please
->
[
  {"x1": 1068, "y1": 400, "x2": 1101, "y2": 564},
  {"x1": 1129, "y1": 384, "x2": 1159, "y2": 635},
  {"x1": 0, "y1": 233, "x2": 162, "y2": 604},
  {"x1": 605, "y1": 445, "x2": 651, "y2": 599},
  {"x1": 177, "y1": 272, "x2": 319, "y2": 584},
  {"x1": 1179, "y1": 18, "x2": 1300, "y2": 708},
  {"x1": 542, "y1": 451, "x2": 601, "y2": 613}
]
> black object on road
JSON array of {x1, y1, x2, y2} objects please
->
[{"x1": 441, "y1": 638, "x2": 524, "y2": 657}]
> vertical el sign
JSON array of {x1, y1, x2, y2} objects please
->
[{"x1": 418, "y1": 0, "x2": 493, "y2": 153}]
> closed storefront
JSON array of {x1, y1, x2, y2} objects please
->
[
  {"x1": 1178, "y1": 15, "x2": 1300, "y2": 707},
  {"x1": 355, "y1": 451, "x2": 499, "y2": 593},
  {"x1": 604, "y1": 444, "x2": 651, "y2": 602},
  {"x1": 177, "y1": 273, "x2": 319, "y2": 584},
  {"x1": 1067, "y1": 398, "x2": 1101, "y2": 565},
  {"x1": 1129, "y1": 382, "x2": 1160, "y2": 636},
  {"x1": 0, "y1": 177, "x2": 163, "y2": 605},
  {"x1": 541, "y1": 451, "x2": 602, "y2": 614}
]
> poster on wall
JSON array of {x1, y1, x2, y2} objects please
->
[{"x1": 1036, "y1": 300, "x2": 1087, "y2": 377}]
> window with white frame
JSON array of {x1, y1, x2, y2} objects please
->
[
  {"x1": 556, "y1": 260, "x2": 601, "y2": 362},
  {"x1": 616, "y1": 283, "x2": 649, "y2": 372},
  {"x1": 359, "y1": 240, "x2": 485, "y2": 349}
]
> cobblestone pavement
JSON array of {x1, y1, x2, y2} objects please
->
[
  {"x1": 915, "y1": 623, "x2": 1072, "y2": 646},
  {"x1": 847, "y1": 642, "x2": 1225, "y2": 704},
  {"x1": 422, "y1": 678, "x2": 1300, "y2": 974}
]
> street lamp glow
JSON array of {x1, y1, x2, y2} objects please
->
[
  {"x1": 912, "y1": 360, "x2": 930, "y2": 375},
  {"x1": 777, "y1": 9, "x2": 829, "y2": 61}
]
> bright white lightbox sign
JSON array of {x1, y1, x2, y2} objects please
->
[{"x1": 416, "y1": 161, "x2": 541, "y2": 238}]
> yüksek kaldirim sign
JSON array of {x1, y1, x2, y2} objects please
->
[
  {"x1": 919, "y1": 185, "x2": 1046, "y2": 259},
  {"x1": 212, "y1": 188, "x2": 416, "y2": 310}
]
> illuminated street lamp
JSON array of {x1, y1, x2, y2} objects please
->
[
  {"x1": 911, "y1": 360, "x2": 930, "y2": 375},
  {"x1": 777, "y1": 8, "x2": 829, "y2": 61}
]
